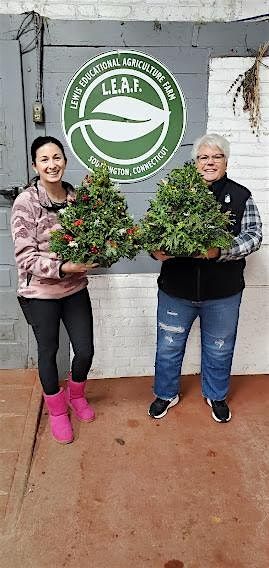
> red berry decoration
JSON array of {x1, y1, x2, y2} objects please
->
[{"x1": 90, "y1": 245, "x2": 99, "y2": 254}]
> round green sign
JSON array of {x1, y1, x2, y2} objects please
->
[{"x1": 62, "y1": 50, "x2": 187, "y2": 183}]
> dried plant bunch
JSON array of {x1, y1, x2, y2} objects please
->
[{"x1": 227, "y1": 41, "x2": 269, "y2": 135}]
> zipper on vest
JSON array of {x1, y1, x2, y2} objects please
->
[{"x1": 196, "y1": 265, "x2": 201, "y2": 301}]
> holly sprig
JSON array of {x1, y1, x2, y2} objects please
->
[{"x1": 49, "y1": 163, "x2": 141, "y2": 267}]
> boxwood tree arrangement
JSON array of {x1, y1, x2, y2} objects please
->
[
  {"x1": 138, "y1": 162, "x2": 233, "y2": 256},
  {"x1": 50, "y1": 163, "x2": 140, "y2": 267}
]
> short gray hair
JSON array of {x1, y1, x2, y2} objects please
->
[{"x1": 191, "y1": 133, "x2": 230, "y2": 160}]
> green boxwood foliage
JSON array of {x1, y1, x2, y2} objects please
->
[{"x1": 138, "y1": 163, "x2": 233, "y2": 256}]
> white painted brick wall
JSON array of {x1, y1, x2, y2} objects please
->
[
  {"x1": 0, "y1": 0, "x2": 268, "y2": 21},
  {"x1": 87, "y1": 274, "x2": 158, "y2": 378},
  {"x1": 82, "y1": 56, "x2": 269, "y2": 378},
  {"x1": 207, "y1": 59, "x2": 269, "y2": 378}
]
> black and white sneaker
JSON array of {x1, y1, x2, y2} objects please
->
[
  {"x1": 206, "y1": 398, "x2": 231, "y2": 423},
  {"x1": 148, "y1": 395, "x2": 179, "y2": 419}
]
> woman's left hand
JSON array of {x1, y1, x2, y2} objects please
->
[
  {"x1": 61, "y1": 261, "x2": 99, "y2": 273},
  {"x1": 85, "y1": 262, "x2": 99, "y2": 269},
  {"x1": 194, "y1": 248, "x2": 220, "y2": 259}
]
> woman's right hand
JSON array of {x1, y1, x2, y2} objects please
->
[
  {"x1": 151, "y1": 250, "x2": 174, "y2": 261},
  {"x1": 61, "y1": 261, "x2": 99, "y2": 273}
]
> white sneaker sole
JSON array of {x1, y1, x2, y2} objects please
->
[
  {"x1": 148, "y1": 394, "x2": 180, "y2": 419},
  {"x1": 206, "y1": 398, "x2": 232, "y2": 423}
]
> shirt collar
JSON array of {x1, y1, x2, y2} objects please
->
[
  {"x1": 35, "y1": 180, "x2": 75, "y2": 208},
  {"x1": 211, "y1": 173, "x2": 228, "y2": 197}
]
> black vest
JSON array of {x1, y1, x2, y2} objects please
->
[{"x1": 157, "y1": 174, "x2": 251, "y2": 301}]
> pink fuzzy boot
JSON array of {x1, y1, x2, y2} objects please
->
[
  {"x1": 43, "y1": 388, "x2": 73, "y2": 444},
  {"x1": 66, "y1": 377, "x2": 95, "y2": 422}
]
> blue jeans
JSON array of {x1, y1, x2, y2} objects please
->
[{"x1": 154, "y1": 290, "x2": 242, "y2": 401}]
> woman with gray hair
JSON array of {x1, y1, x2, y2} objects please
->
[{"x1": 148, "y1": 133, "x2": 262, "y2": 423}]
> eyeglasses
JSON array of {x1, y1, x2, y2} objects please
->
[{"x1": 197, "y1": 154, "x2": 225, "y2": 163}]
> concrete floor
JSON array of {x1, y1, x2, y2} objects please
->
[{"x1": 0, "y1": 373, "x2": 269, "y2": 568}]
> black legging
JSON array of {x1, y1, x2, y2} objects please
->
[{"x1": 19, "y1": 288, "x2": 94, "y2": 395}]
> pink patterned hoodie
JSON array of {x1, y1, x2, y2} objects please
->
[{"x1": 11, "y1": 181, "x2": 88, "y2": 299}]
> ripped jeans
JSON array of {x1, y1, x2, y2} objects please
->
[{"x1": 154, "y1": 289, "x2": 242, "y2": 401}]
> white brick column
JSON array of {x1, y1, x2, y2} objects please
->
[{"x1": 207, "y1": 56, "x2": 269, "y2": 373}]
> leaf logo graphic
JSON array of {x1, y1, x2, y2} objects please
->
[
  {"x1": 68, "y1": 97, "x2": 170, "y2": 143},
  {"x1": 62, "y1": 50, "x2": 187, "y2": 182}
]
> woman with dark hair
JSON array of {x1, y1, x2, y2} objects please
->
[{"x1": 11, "y1": 136, "x2": 98, "y2": 444}]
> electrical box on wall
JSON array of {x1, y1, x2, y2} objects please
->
[{"x1": 32, "y1": 101, "x2": 44, "y2": 123}]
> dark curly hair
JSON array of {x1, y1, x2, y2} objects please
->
[{"x1": 31, "y1": 136, "x2": 67, "y2": 165}]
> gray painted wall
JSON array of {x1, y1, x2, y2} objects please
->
[{"x1": 0, "y1": 40, "x2": 30, "y2": 368}]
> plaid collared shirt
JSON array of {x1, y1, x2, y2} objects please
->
[{"x1": 219, "y1": 196, "x2": 262, "y2": 261}]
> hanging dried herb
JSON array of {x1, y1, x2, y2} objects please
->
[{"x1": 227, "y1": 41, "x2": 269, "y2": 136}]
